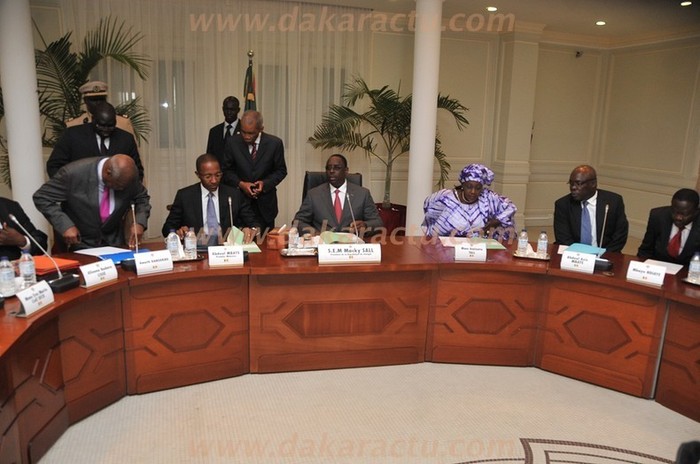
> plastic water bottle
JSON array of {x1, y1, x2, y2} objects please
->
[
  {"x1": 517, "y1": 229, "x2": 529, "y2": 255},
  {"x1": 288, "y1": 227, "x2": 299, "y2": 249},
  {"x1": 688, "y1": 252, "x2": 700, "y2": 283},
  {"x1": 166, "y1": 229, "x2": 180, "y2": 260},
  {"x1": 0, "y1": 256, "x2": 15, "y2": 297},
  {"x1": 18, "y1": 251, "x2": 36, "y2": 289},
  {"x1": 184, "y1": 227, "x2": 197, "y2": 259},
  {"x1": 536, "y1": 230, "x2": 548, "y2": 259}
]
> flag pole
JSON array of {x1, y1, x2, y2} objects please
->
[{"x1": 244, "y1": 50, "x2": 256, "y2": 111}]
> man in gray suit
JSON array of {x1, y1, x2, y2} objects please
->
[
  {"x1": 293, "y1": 154, "x2": 383, "y2": 236},
  {"x1": 34, "y1": 155, "x2": 151, "y2": 250}
]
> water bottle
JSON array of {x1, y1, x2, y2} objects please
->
[
  {"x1": 166, "y1": 229, "x2": 180, "y2": 260},
  {"x1": 0, "y1": 256, "x2": 15, "y2": 297},
  {"x1": 288, "y1": 227, "x2": 299, "y2": 249},
  {"x1": 184, "y1": 227, "x2": 197, "y2": 259},
  {"x1": 517, "y1": 229, "x2": 529, "y2": 255},
  {"x1": 688, "y1": 252, "x2": 700, "y2": 283},
  {"x1": 18, "y1": 251, "x2": 36, "y2": 289},
  {"x1": 536, "y1": 230, "x2": 548, "y2": 259}
]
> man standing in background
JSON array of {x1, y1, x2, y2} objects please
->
[{"x1": 206, "y1": 96, "x2": 241, "y2": 166}]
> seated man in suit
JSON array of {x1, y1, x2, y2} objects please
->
[
  {"x1": 293, "y1": 154, "x2": 383, "y2": 236},
  {"x1": 65, "y1": 80, "x2": 136, "y2": 139},
  {"x1": 47, "y1": 101, "x2": 144, "y2": 180},
  {"x1": 0, "y1": 197, "x2": 48, "y2": 260},
  {"x1": 206, "y1": 96, "x2": 241, "y2": 166},
  {"x1": 637, "y1": 188, "x2": 700, "y2": 265},
  {"x1": 554, "y1": 165, "x2": 628, "y2": 252},
  {"x1": 162, "y1": 154, "x2": 259, "y2": 242},
  {"x1": 33, "y1": 155, "x2": 151, "y2": 250}
]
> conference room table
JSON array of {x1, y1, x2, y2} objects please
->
[{"x1": 0, "y1": 237, "x2": 697, "y2": 463}]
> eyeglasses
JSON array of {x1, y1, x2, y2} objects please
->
[
  {"x1": 199, "y1": 172, "x2": 223, "y2": 180},
  {"x1": 567, "y1": 178, "x2": 596, "y2": 187}
]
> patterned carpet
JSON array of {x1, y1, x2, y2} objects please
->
[{"x1": 40, "y1": 364, "x2": 699, "y2": 464}]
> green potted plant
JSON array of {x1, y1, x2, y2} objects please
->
[
  {"x1": 0, "y1": 17, "x2": 150, "y2": 185},
  {"x1": 308, "y1": 76, "x2": 468, "y2": 231}
]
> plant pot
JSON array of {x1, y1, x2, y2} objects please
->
[{"x1": 376, "y1": 203, "x2": 406, "y2": 235}]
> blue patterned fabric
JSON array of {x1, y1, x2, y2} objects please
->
[{"x1": 422, "y1": 188, "x2": 517, "y2": 239}]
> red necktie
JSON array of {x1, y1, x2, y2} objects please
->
[
  {"x1": 667, "y1": 228, "x2": 682, "y2": 258},
  {"x1": 334, "y1": 189, "x2": 342, "y2": 223},
  {"x1": 250, "y1": 143, "x2": 257, "y2": 160}
]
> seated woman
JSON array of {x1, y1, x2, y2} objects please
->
[{"x1": 422, "y1": 163, "x2": 517, "y2": 239}]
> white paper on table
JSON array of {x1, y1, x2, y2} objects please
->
[
  {"x1": 74, "y1": 246, "x2": 130, "y2": 257},
  {"x1": 643, "y1": 259, "x2": 683, "y2": 275}
]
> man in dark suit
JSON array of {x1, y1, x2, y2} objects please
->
[
  {"x1": 222, "y1": 110, "x2": 287, "y2": 232},
  {"x1": 33, "y1": 155, "x2": 151, "y2": 250},
  {"x1": 638, "y1": 188, "x2": 700, "y2": 265},
  {"x1": 0, "y1": 198, "x2": 48, "y2": 260},
  {"x1": 554, "y1": 165, "x2": 628, "y2": 252},
  {"x1": 206, "y1": 96, "x2": 241, "y2": 166},
  {"x1": 162, "y1": 154, "x2": 259, "y2": 241},
  {"x1": 293, "y1": 154, "x2": 383, "y2": 236},
  {"x1": 47, "y1": 101, "x2": 144, "y2": 180}
]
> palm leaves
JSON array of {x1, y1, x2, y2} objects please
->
[
  {"x1": 34, "y1": 16, "x2": 150, "y2": 147},
  {"x1": 308, "y1": 76, "x2": 468, "y2": 207}
]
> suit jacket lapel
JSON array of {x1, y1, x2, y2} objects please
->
[{"x1": 217, "y1": 190, "x2": 231, "y2": 230}]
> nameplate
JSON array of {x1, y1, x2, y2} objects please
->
[
  {"x1": 626, "y1": 261, "x2": 665, "y2": 287},
  {"x1": 208, "y1": 245, "x2": 244, "y2": 267},
  {"x1": 317, "y1": 244, "x2": 381, "y2": 264},
  {"x1": 561, "y1": 251, "x2": 596, "y2": 274},
  {"x1": 135, "y1": 250, "x2": 174, "y2": 275},
  {"x1": 14, "y1": 280, "x2": 54, "y2": 318},
  {"x1": 80, "y1": 259, "x2": 118, "y2": 288},
  {"x1": 455, "y1": 242, "x2": 487, "y2": 262}
]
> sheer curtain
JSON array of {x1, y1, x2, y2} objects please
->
[{"x1": 60, "y1": 0, "x2": 370, "y2": 239}]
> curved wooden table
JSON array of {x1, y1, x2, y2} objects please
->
[{"x1": 0, "y1": 239, "x2": 697, "y2": 463}]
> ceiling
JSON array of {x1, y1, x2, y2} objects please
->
[{"x1": 291, "y1": 0, "x2": 700, "y2": 41}]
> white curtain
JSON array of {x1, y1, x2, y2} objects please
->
[{"x1": 60, "y1": 0, "x2": 371, "y2": 239}]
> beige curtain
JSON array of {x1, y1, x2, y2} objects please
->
[{"x1": 60, "y1": 0, "x2": 371, "y2": 238}]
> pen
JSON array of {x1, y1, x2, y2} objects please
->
[{"x1": 278, "y1": 224, "x2": 287, "y2": 233}]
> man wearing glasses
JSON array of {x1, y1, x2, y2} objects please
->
[
  {"x1": 162, "y1": 154, "x2": 259, "y2": 241},
  {"x1": 554, "y1": 164, "x2": 629, "y2": 252}
]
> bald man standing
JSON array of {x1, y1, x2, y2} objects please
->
[{"x1": 34, "y1": 155, "x2": 151, "y2": 250}]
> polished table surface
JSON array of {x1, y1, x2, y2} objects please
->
[{"x1": 0, "y1": 238, "x2": 698, "y2": 463}]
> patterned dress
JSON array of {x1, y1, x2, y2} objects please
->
[{"x1": 422, "y1": 188, "x2": 517, "y2": 238}]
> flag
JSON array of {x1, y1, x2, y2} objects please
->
[{"x1": 243, "y1": 61, "x2": 256, "y2": 111}]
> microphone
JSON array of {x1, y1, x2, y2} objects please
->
[
  {"x1": 344, "y1": 191, "x2": 361, "y2": 242},
  {"x1": 9, "y1": 214, "x2": 80, "y2": 293},
  {"x1": 228, "y1": 196, "x2": 234, "y2": 237},
  {"x1": 131, "y1": 203, "x2": 139, "y2": 252},
  {"x1": 594, "y1": 204, "x2": 612, "y2": 272},
  {"x1": 599, "y1": 204, "x2": 609, "y2": 249}
]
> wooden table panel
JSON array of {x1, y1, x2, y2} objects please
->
[
  {"x1": 124, "y1": 273, "x2": 249, "y2": 394},
  {"x1": 0, "y1": 357, "x2": 21, "y2": 464},
  {"x1": 58, "y1": 289, "x2": 126, "y2": 423},
  {"x1": 250, "y1": 270, "x2": 431, "y2": 372},
  {"x1": 539, "y1": 276, "x2": 665, "y2": 397},
  {"x1": 655, "y1": 300, "x2": 700, "y2": 421}
]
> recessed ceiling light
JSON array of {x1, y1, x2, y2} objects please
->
[
  {"x1": 680, "y1": 1, "x2": 692, "y2": 6},
  {"x1": 487, "y1": 6, "x2": 498, "y2": 12},
  {"x1": 595, "y1": 20, "x2": 606, "y2": 26}
]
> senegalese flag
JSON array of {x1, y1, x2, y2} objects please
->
[{"x1": 243, "y1": 61, "x2": 256, "y2": 111}]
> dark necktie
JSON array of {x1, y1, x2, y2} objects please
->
[
  {"x1": 580, "y1": 200, "x2": 592, "y2": 245},
  {"x1": 250, "y1": 143, "x2": 257, "y2": 160},
  {"x1": 225, "y1": 124, "x2": 233, "y2": 139},
  {"x1": 100, "y1": 136, "x2": 108, "y2": 156},
  {"x1": 667, "y1": 228, "x2": 683, "y2": 258},
  {"x1": 334, "y1": 189, "x2": 342, "y2": 223}
]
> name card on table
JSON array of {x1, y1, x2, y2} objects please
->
[
  {"x1": 626, "y1": 260, "x2": 666, "y2": 287},
  {"x1": 14, "y1": 280, "x2": 54, "y2": 318},
  {"x1": 317, "y1": 244, "x2": 381, "y2": 264},
  {"x1": 135, "y1": 250, "x2": 173, "y2": 275},
  {"x1": 208, "y1": 245, "x2": 244, "y2": 267},
  {"x1": 80, "y1": 259, "x2": 118, "y2": 288},
  {"x1": 561, "y1": 251, "x2": 596, "y2": 274},
  {"x1": 455, "y1": 242, "x2": 487, "y2": 262}
]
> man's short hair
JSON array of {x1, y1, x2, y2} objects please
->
[
  {"x1": 672, "y1": 188, "x2": 700, "y2": 208},
  {"x1": 223, "y1": 96, "x2": 240, "y2": 108},
  {"x1": 196, "y1": 153, "x2": 219, "y2": 172},
  {"x1": 328, "y1": 154, "x2": 348, "y2": 169}
]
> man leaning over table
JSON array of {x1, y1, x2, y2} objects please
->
[{"x1": 33, "y1": 155, "x2": 151, "y2": 251}]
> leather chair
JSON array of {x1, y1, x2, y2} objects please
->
[{"x1": 302, "y1": 171, "x2": 363, "y2": 202}]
